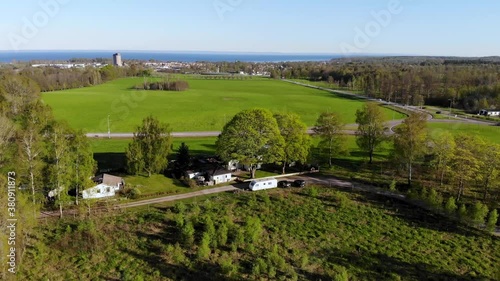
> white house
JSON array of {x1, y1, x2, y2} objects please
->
[
  {"x1": 479, "y1": 109, "x2": 500, "y2": 117},
  {"x1": 210, "y1": 170, "x2": 233, "y2": 185},
  {"x1": 227, "y1": 160, "x2": 261, "y2": 172},
  {"x1": 83, "y1": 174, "x2": 124, "y2": 200},
  {"x1": 82, "y1": 184, "x2": 116, "y2": 199}
]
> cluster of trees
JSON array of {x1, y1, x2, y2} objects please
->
[
  {"x1": 0, "y1": 74, "x2": 97, "y2": 213},
  {"x1": 216, "y1": 109, "x2": 311, "y2": 178},
  {"x1": 0, "y1": 72, "x2": 97, "y2": 277},
  {"x1": 126, "y1": 116, "x2": 173, "y2": 177},
  {"x1": 133, "y1": 80, "x2": 189, "y2": 91},
  {"x1": 2, "y1": 63, "x2": 151, "y2": 92},
  {"x1": 276, "y1": 59, "x2": 500, "y2": 112}
]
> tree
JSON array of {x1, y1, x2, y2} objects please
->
[
  {"x1": 444, "y1": 197, "x2": 457, "y2": 215},
  {"x1": 478, "y1": 143, "x2": 500, "y2": 200},
  {"x1": 216, "y1": 109, "x2": 284, "y2": 179},
  {"x1": 486, "y1": 209, "x2": 498, "y2": 232},
  {"x1": 468, "y1": 202, "x2": 489, "y2": 226},
  {"x1": 46, "y1": 122, "x2": 73, "y2": 218},
  {"x1": 18, "y1": 101, "x2": 51, "y2": 207},
  {"x1": 450, "y1": 135, "x2": 482, "y2": 201},
  {"x1": 313, "y1": 112, "x2": 347, "y2": 167},
  {"x1": 126, "y1": 116, "x2": 172, "y2": 177},
  {"x1": 274, "y1": 113, "x2": 311, "y2": 174},
  {"x1": 69, "y1": 130, "x2": 97, "y2": 206},
  {"x1": 355, "y1": 103, "x2": 387, "y2": 164},
  {"x1": 392, "y1": 113, "x2": 427, "y2": 186},
  {"x1": 176, "y1": 142, "x2": 191, "y2": 171},
  {"x1": 430, "y1": 131, "x2": 455, "y2": 186},
  {"x1": 0, "y1": 75, "x2": 40, "y2": 116}
]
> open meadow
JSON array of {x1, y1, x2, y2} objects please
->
[
  {"x1": 19, "y1": 186, "x2": 500, "y2": 280},
  {"x1": 42, "y1": 77, "x2": 405, "y2": 132}
]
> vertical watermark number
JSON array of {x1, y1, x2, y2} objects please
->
[{"x1": 6, "y1": 172, "x2": 17, "y2": 274}]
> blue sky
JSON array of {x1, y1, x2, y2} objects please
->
[{"x1": 0, "y1": 0, "x2": 499, "y2": 56}]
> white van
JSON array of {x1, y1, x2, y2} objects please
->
[{"x1": 249, "y1": 178, "x2": 278, "y2": 191}]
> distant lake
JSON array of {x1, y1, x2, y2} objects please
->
[{"x1": 0, "y1": 51, "x2": 341, "y2": 63}]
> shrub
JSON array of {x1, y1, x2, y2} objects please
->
[
  {"x1": 458, "y1": 204, "x2": 468, "y2": 222},
  {"x1": 444, "y1": 197, "x2": 457, "y2": 215},
  {"x1": 173, "y1": 202, "x2": 187, "y2": 214},
  {"x1": 307, "y1": 187, "x2": 319, "y2": 198},
  {"x1": 468, "y1": 202, "x2": 489, "y2": 226},
  {"x1": 181, "y1": 221, "x2": 195, "y2": 247},
  {"x1": 129, "y1": 188, "x2": 141, "y2": 199},
  {"x1": 486, "y1": 209, "x2": 499, "y2": 232},
  {"x1": 197, "y1": 232, "x2": 211, "y2": 260},
  {"x1": 389, "y1": 179, "x2": 397, "y2": 191}
]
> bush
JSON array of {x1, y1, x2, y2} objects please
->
[
  {"x1": 469, "y1": 202, "x2": 489, "y2": 226},
  {"x1": 129, "y1": 188, "x2": 141, "y2": 199},
  {"x1": 389, "y1": 179, "x2": 397, "y2": 191},
  {"x1": 486, "y1": 209, "x2": 499, "y2": 232},
  {"x1": 307, "y1": 187, "x2": 319, "y2": 198},
  {"x1": 458, "y1": 204, "x2": 468, "y2": 222},
  {"x1": 444, "y1": 197, "x2": 457, "y2": 215}
]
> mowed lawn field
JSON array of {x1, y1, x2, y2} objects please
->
[
  {"x1": 428, "y1": 123, "x2": 500, "y2": 144},
  {"x1": 42, "y1": 77, "x2": 405, "y2": 132}
]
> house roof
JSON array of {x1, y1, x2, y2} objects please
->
[
  {"x1": 94, "y1": 174, "x2": 123, "y2": 186},
  {"x1": 212, "y1": 169, "x2": 232, "y2": 176}
]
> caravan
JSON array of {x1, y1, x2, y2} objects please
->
[{"x1": 249, "y1": 178, "x2": 278, "y2": 191}]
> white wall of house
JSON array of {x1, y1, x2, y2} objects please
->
[
  {"x1": 213, "y1": 173, "x2": 232, "y2": 185},
  {"x1": 82, "y1": 184, "x2": 116, "y2": 199}
]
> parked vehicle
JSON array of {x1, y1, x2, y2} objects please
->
[
  {"x1": 293, "y1": 180, "x2": 306, "y2": 188},
  {"x1": 278, "y1": 180, "x2": 291, "y2": 188},
  {"x1": 249, "y1": 178, "x2": 278, "y2": 191}
]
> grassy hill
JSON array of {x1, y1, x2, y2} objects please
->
[
  {"x1": 19, "y1": 186, "x2": 499, "y2": 280},
  {"x1": 42, "y1": 77, "x2": 405, "y2": 132}
]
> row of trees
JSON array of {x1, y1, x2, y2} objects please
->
[
  {"x1": 3, "y1": 64, "x2": 151, "y2": 92},
  {"x1": 0, "y1": 72, "x2": 97, "y2": 277},
  {"x1": 133, "y1": 80, "x2": 189, "y2": 91},
  {"x1": 276, "y1": 60, "x2": 500, "y2": 112}
]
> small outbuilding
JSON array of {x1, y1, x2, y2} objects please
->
[{"x1": 83, "y1": 174, "x2": 124, "y2": 200}]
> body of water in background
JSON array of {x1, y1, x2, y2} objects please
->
[{"x1": 0, "y1": 51, "x2": 341, "y2": 63}]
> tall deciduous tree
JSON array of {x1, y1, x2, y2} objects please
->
[
  {"x1": 216, "y1": 109, "x2": 284, "y2": 178},
  {"x1": 478, "y1": 143, "x2": 500, "y2": 201},
  {"x1": 274, "y1": 113, "x2": 311, "y2": 174},
  {"x1": 393, "y1": 113, "x2": 427, "y2": 186},
  {"x1": 355, "y1": 103, "x2": 387, "y2": 164},
  {"x1": 430, "y1": 131, "x2": 456, "y2": 186},
  {"x1": 450, "y1": 134, "x2": 482, "y2": 202},
  {"x1": 46, "y1": 122, "x2": 73, "y2": 218},
  {"x1": 69, "y1": 130, "x2": 97, "y2": 206},
  {"x1": 18, "y1": 101, "x2": 51, "y2": 206},
  {"x1": 313, "y1": 112, "x2": 347, "y2": 167},
  {"x1": 126, "y1": 116, "x2": 172, "y2": 177}
]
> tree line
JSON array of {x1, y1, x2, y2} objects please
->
[
  {"x1": 1, "y1": 63, "x2": 151, "y2": 92},
  {"x1": 274, "y1": 59, "x2": 500, "y2": 112}
]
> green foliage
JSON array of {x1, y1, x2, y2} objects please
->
[
  {"x1": 129, "y1": 188, "x2": 141, "y2": 199},
  {"x1": 426, "y1": 188, "x2": 443, "y2": 209},
  {"x1": 244, "y1": 216, "x2": 263, "y2": 244},
  {"x1": 217, "y1": 223, "x2": 229, "y2": 247},
  {"x1": 355, "y1": 102, "x2": 387, "y2": 163},
  {"x1": 197, "y1": 232, "x2": 211, "y2": 260},
  {"x1": 126, "y1": 115, "x2": 172, "y2": 177},
  {"x1": 444, "y1": 197, "x2": 458, "y2": 215},
  {"x1": 458, "y1": 204, "x2": 468, "y2": 221},
  {"x1": 468, "y1": 202, "x2": 489, "y2": 226},
  {"x1": 307, "y1": 187, "x2": 319, "y2": 198},
  {"x1": 176, "y1": 142, "x2": 191, "y2": 171},
  {"x1": 216, "y1": 108, "x2": 284, "y2": 178},
  {"x1": 181, "y1": 221, "x2": 195, "y2": 247},
  {"x1": 333, "y1": 266, "x2": 349, "y2": 281},
  {"x1": 313, "y1": 112, "x2": 348, "y2": 167},
  {"x1": 173, "y1": 202, "x2": 187, "y2": 214},
  {"x1": 389, "y1": 179, "x2": 397, "y2": 191},
  {"x1": 274, "y1": 112, "x2": 311, "y2": 173},
  {"x1": 392, "y1": 113, "x2": 428, "y2": 186},
  {"x1": 486, "y1": 209, "x2": 498, "y2": 232}
]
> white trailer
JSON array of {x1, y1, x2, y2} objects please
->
[{"x1": 249, "y1": 178, "x2": 278, "y2": 191}]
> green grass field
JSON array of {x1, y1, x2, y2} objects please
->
[
  {"x1": 428, "y1": 123, "x2": 500, "y2": 144},
  {"x1": 42, "y1": 77, "x2": 405, "y2": 132},
  {"x1": 90, "y1": 137, "x2": 217, "y2": 154},
  {"x1": 20, "y1": 186, "x2": 500, "y2": 280}
]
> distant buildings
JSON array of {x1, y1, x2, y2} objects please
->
[
  {"x1": 479, "y1": 109, "x2": 500, "y2": 117},
  {"x1": 113, "y1": 53, "x2": 123, "y2": 67}
]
